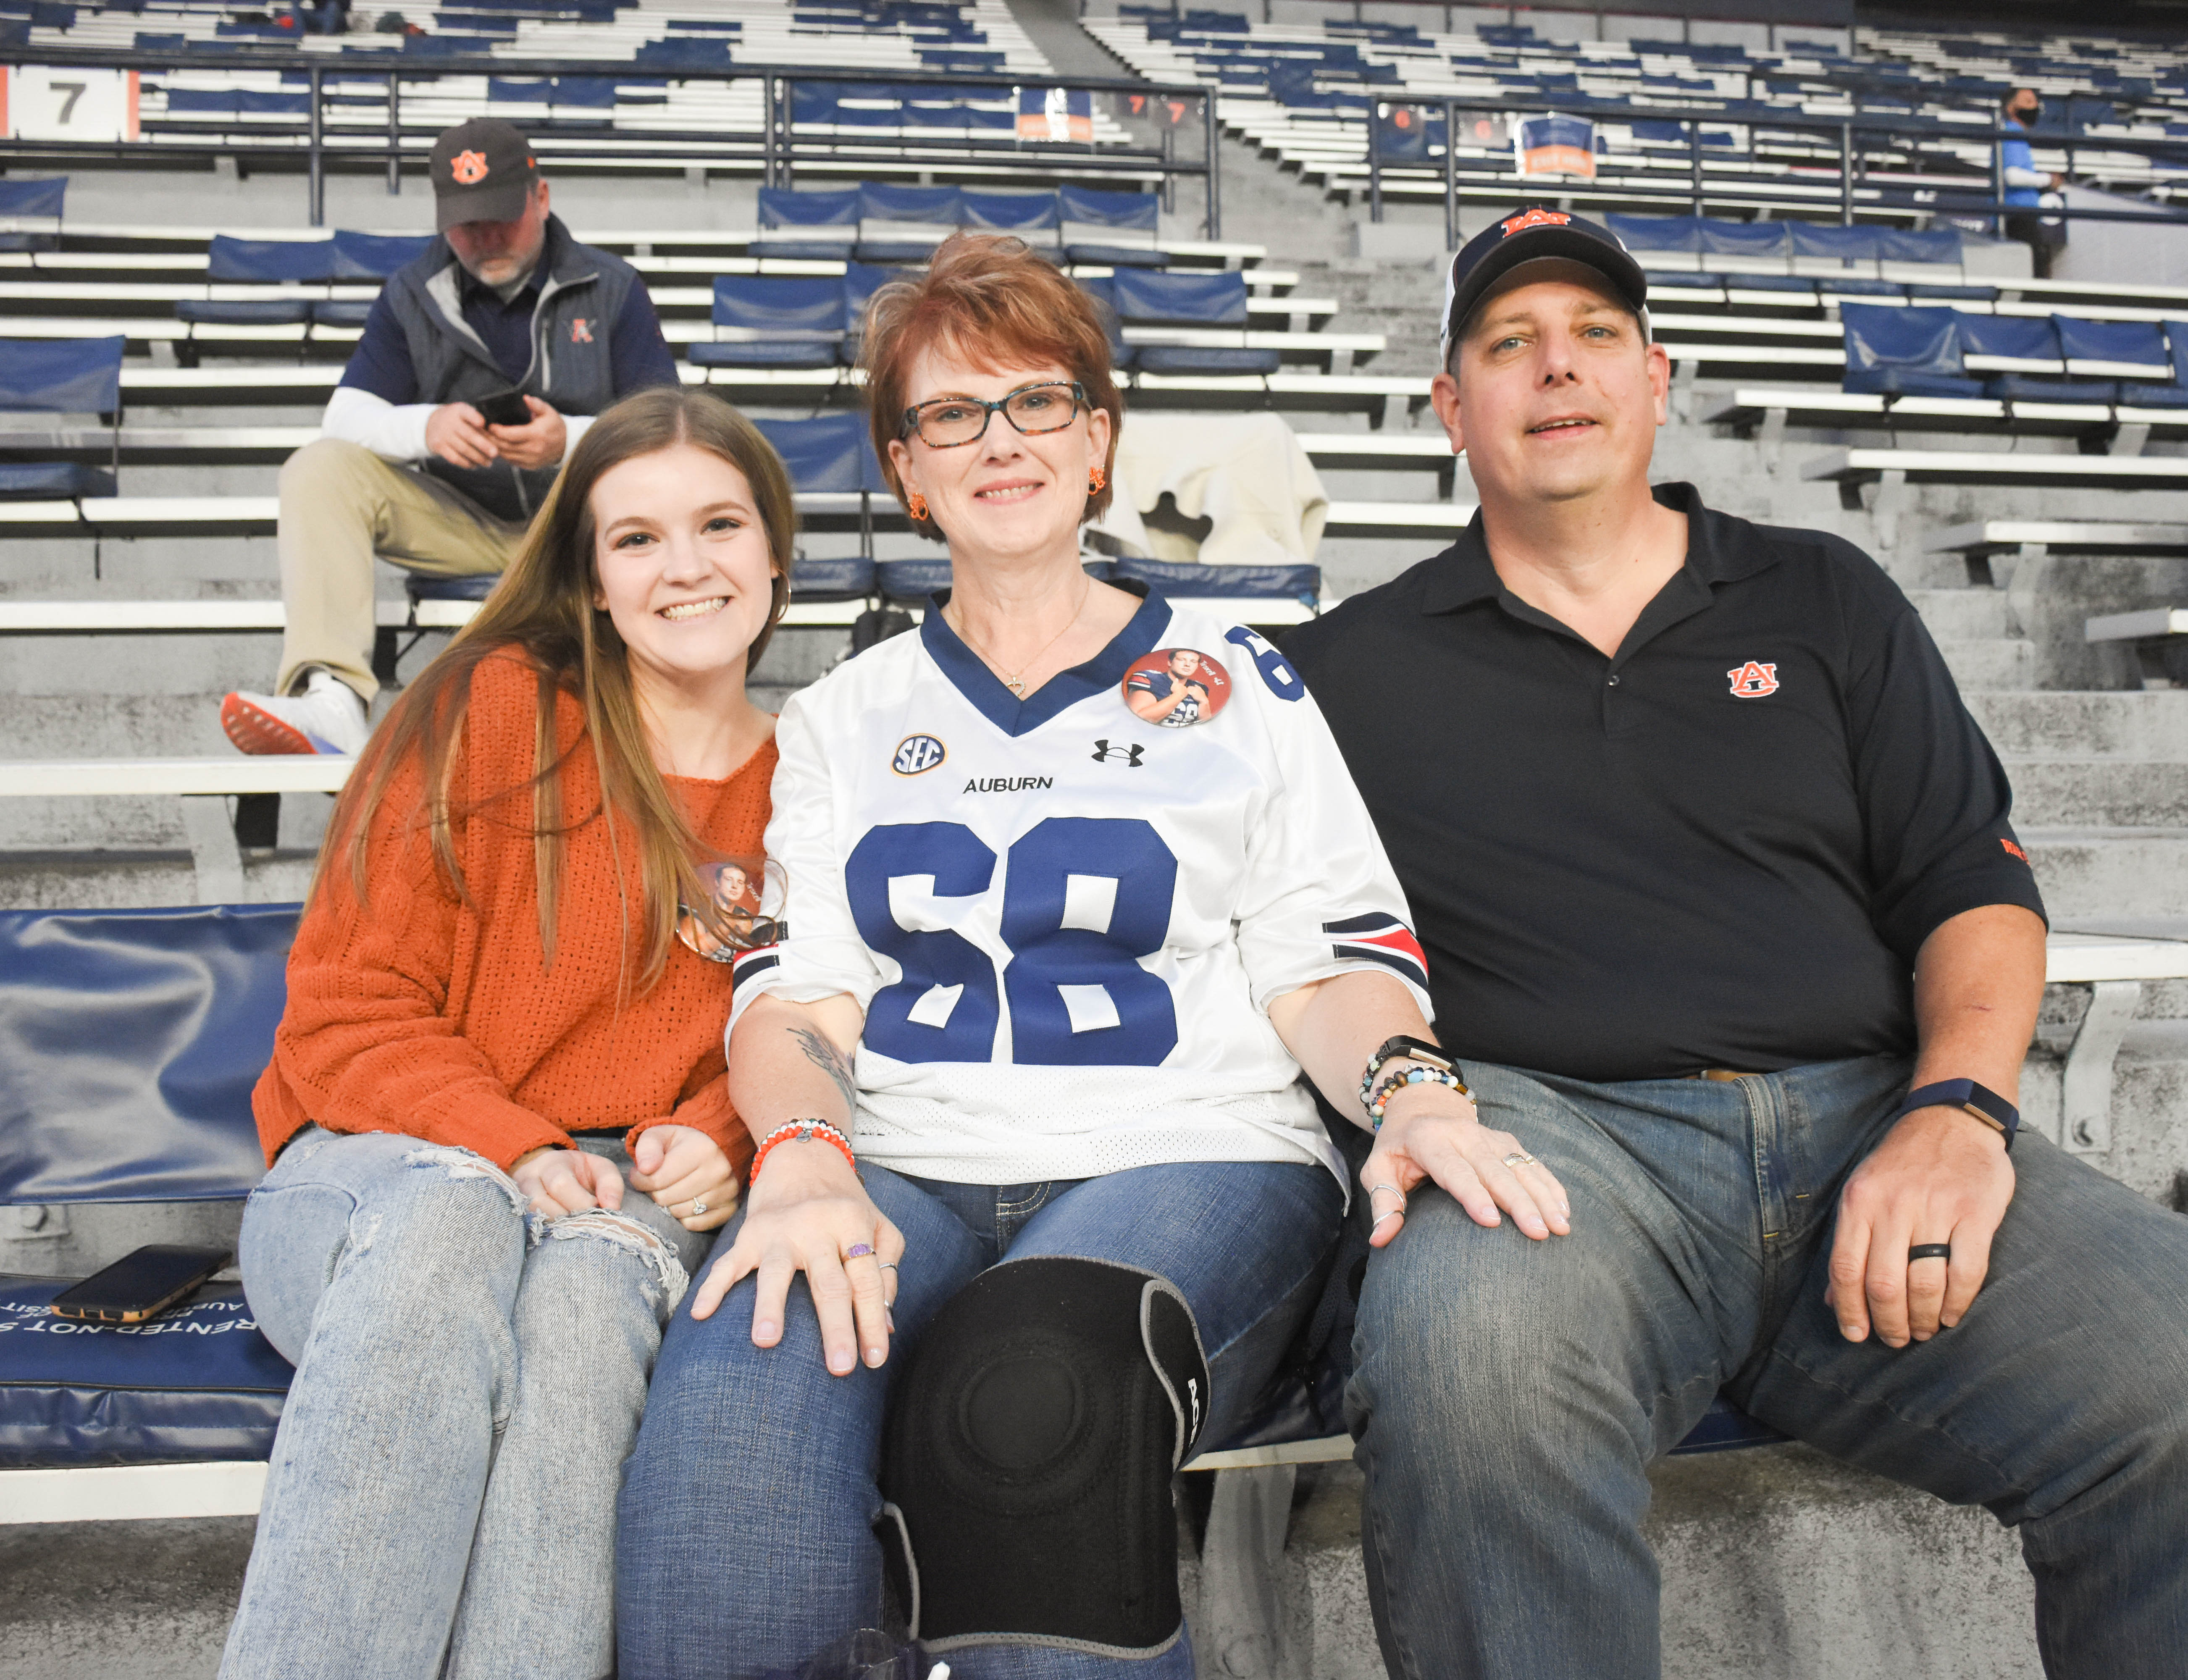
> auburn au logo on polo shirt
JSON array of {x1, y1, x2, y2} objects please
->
[{"x1": 1727, "y1": 660, "x2": 1780, "y2": 698}]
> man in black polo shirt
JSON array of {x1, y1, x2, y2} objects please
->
[{"x1": 1282, "y1": 208, "x2": 2188, "y2": 1677}]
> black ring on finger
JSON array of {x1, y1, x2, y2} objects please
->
[{"x1": 1907, "y1": 1243, "x2": 1952, "y2": 1263}]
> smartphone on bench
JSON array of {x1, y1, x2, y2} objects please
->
[
  {"x1": 48, "y1": 1244, "x2": 232, "y2": 1326},
  {"x1": 470, "y1": 387, "x2": 535, "y2": 428}
]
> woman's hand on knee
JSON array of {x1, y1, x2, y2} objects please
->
[
  {"x1": 688, "y1": 1145, "x2": 903, "y2": 1377},
  {"x1": 1363, "y1": 1090, "x2": 1571, "y2": 1248},
  {"x1": 511, "y1": 1146, "x2": 626, "y2": 1218},
  {"x1": 628, "y1": 1124, "x2": 739, "y2": 1232}
]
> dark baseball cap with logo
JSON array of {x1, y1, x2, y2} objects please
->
[
  {"x1": 1439, "y1": 206, "x2": 1649, "y2": 367},
  {"x1": 429, "y1": 118, "x2": 539, "y2": 231}
]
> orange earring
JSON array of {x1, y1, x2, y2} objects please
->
[
  {"x1": 906, "y1": 490, "x2": 929, "y2": 521},
  {"x1": 1087, "y1": 465, "x2": 1106, "y2": 496}
]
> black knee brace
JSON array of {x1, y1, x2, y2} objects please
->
[{"x1": 877, "y1": 1256, "x2": 1210, "y2": 1650}]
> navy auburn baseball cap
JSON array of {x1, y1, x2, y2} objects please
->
[
  {"x1": 1440, "y1": 206, "x2": 1649, "y2": 368},
  {"x1": 429, "y1": 118, "x2": 538, "y2": 231}
]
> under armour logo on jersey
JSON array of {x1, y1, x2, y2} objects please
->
[
  {"x1": 1324, "y1": 913, "x2": 1428, "y2": 989},
  {"x1": 570, "y1": 318, "x2": 594, "y2": 344},
  {"x1": 892, "y1": 734, "x2": 947, "y2": 775},
  {"x1": 1727, "y1": 660, "x2": 1780, "y2": 698},
  {"x1": 1090, "y1": 739, "x2": 1146, "y2": 766}
]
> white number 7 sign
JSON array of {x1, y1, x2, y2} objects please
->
[{"x1": 3, "y1": 66, "x2": 141, "y2": 142}]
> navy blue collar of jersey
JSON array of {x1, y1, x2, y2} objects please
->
[
  {"x1": 920, "y1": 579, "x2": 1169, "y2": 738},
  {"x1": 1417, "y1": 482, "x2": 1778, "y2": 615}
]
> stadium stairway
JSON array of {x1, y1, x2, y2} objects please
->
[{"x1": 5, "y1": 153, "x2": 2188, "y2": 1678}]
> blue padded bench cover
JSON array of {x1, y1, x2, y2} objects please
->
[
  {"x1": 1985, "y1": 375, "x2": 2120, "y2": 404},
  {"x1": 310, "y1": 299, "x2": 376, "y2": 328},
  {"x1": 1135, "y1": 346, "x2": 1283, "y2": 376},
  {"x1": 1725, "y1": 274, "x2": 1815, "y2": 293},
  {"x1": 0, "y1": 1275, "x2": 290, "y2": 1467},
  {"x1": 176, "y1": 299, "x2": 315, "y2": 326},
  {"x1": 1642, "y1": 270, "x2": 1720, "y2": 289},
  {"x1": 1817, "y1": 279, "x2": 1904, "y2": 297},
  {"x1": 689, "y1": 340, "x2": 842, "y2": 370},
  {"x1": 0, "y1": 904, "x2": 294, "y2": 1206},
  {"x1": 1907, "y1": 284, "x2": 1999, "y2": 301},
  {"x1": 791, "y1": 556, "x2": 878, "y2": 600},
  {"x1": 1106, "y1": 556, "x2": 1320, "y2": 599},
  {"x1": 753, "y1": 240, "x2": 859, "y2": 262},
  {"x1": 2121, "y1": 384, "x2": 2188, "y2": 409},
  {"x1": 0, "y1": 462, "x2": 115, "y2": 499},
  {"x1": 407, "y1": 572, "x2": 499, "y2": 602},
  {"x1": 853, "y1": 241, "x2": 943, "y2": 265},
  {"x1": 877, "y1": 558, "x2": 955, "y2": 601},
  {"x1": 1066, "y1": 244, "x2": 1171, "y2": 268},
  {"x1": 1113, "y1": 267, "x2": 1250, "y2": 326},
  {"x1": 754, "y1": 413, "x2": 887, "y2": 496},
  {"x1": 1839, "y1": 304, "x2": 1981, "y2": 399}
]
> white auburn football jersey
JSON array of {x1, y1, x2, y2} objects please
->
[{"x1": 731, "y1": 589, "x2": 1432, "y2": 1189}]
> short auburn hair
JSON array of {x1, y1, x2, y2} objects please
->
[{"x1": 859, "y1": 232, "x2": 1122, "y2": 539}]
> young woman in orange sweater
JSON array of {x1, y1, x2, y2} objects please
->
[{"x1": 219, "y1": 387, "x2": 791, "y2": 1680}]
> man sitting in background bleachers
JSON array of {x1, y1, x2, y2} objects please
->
[
  {"x1": 1999, "y1": 88, "x2": 2066, "y2": 281},
  {"x1": 221, "y1": 117, "x2": 679, "y2": 756},
  {"x1": 1283, "y1": 207, "x2": 2188, "y2": 1679}
]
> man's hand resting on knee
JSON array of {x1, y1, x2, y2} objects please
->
[
  {"x1": 1826, "y1": 903, "x2": 2046, "y2": 1348},
  {"x1": 487, "y1": 396, "x2": 568, "y2": 471}
]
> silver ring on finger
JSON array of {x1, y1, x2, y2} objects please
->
[
  {"x1": 689, "y1": 1198, "x2": 708, "y2": 1217},
  {"x1": 1501, "y1": 1152, "x2": 1537, "y2": 1169},
  {"x1": 1367, "y1": 1181, "x2": 1405, "y2": 1202},
  {"x1": 878, "y1": 1261, "x2": 899, "y2": 1276}
]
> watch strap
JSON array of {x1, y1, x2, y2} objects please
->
[{"x1": 1896, "y1": 1079, "x2": 2020, "y2": 1151}]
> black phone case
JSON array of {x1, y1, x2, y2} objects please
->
[
  {"x1": 48, "y1": 1244, "x2": 232, "y2": 1325},
  {"x1": 473, "y1": 389, "x2": 532, "y2": 427}
]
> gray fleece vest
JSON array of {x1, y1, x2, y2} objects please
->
[{"x1": 381, "y1": 214, "x2": 642, "y2": 522}]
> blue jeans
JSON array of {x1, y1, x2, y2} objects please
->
[
  {"x1": 616, "y1": 1159, "x2": 1345, "y2": 1680},
  {"x1": 1349, "y1": 1053, "x2": 2188, "y2": 1679},
  {"x1": 219, "y1": 1127, "x2": 712, "y2": 1680}
]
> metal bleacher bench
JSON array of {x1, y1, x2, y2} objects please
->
[
  {"x1": 5, "y1": 908, "x2": 2183, "y2": 1644},
  {"x1": 2086, "y1": 608, "x2": 2188, "y2": 690}
]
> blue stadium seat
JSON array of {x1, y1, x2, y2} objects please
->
[
  {"x1": 754, "y1": 186, "x2": 860, "y2": 260},
  {"x1": 1959, "y1": 313, "x2": 2117, "y2": 404},
  {"x1": 790, "y1": 556, "x2": 880, "y2": 601},
  {"x1": 0, "y1": 461, "x2": 115, "y2": 499},
  {"x1": 1105, "y1": 556, "x2": 1320, "y2": 599},
  {"x1": 1699, "y1": 220, "x2": 1789, "y2": 260},
  {"x1": 1606, "y1": 213, "x2": 1705, "y2": 254},
  {"x1": 0, "y1": 335, "x2": 124, "y2": 419},
  {"x1": 310, "y1": 299, "x2": 376, "y2": 328},
  {"x1": 204, "y1": 234, "x2": 339, "y2": 284},
  {"x1": 693, "y1": 275, "x2": 847, "y2": 370},
  {"x1": 877, "y1": 557, "x2": 955, "y2": 601},
  {"x1": 1135, "y1": 346, "x2": 1282, "y2": 375},
  {"x1": 1789, "y1": 221, "x2": 1878, "y2": 265},
  {"x1": 176, "y1": 297, "x2": 315, "y2": 326},
  {"x1": 855, "y1": 184, "x2": 961, "y2": 263},
  {"x1": 1075, "y1": 276, "x2": 1137, "y2": 372},
  {"x1": 329, "y1": 229, "x2": 432, "y2": 280},
  {"x1": 1111, "y1": 268, "x2": 1250, "y2": 326},
  {"x1": 1838, "y1": 304, "x2": 1983, "y2": 399},
  {"x1": 0, "y1": 176, "x2": 65, "y2": 221},
  {"x1": 1058, "y1": 184, "x2": 1161, "y2": 233},
  {"x1": 2121, "y1": 321, "x2": 2188, "y2": 407},
  {"x1": 2054, "y1": 315, "x2": 2172, "y2": 381},
  {"x1": 958, "y1": 189, "x2": 1060, "y2": 236},
  {"x1": 754, "y1": 412, "x2": 888, "y2": 496},
  {"x1": 840, "y1": 260, "x2": 895, "y2": 360}
]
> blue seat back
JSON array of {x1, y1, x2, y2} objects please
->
[
  {"x1": 0, "y1": 336, "x2": 124, "y2": 415},
  {"x1": 1955, "y1": 311, "x2": 2060, "y2": 364},
  {"x1": 2165, "y1": 322, "x2": 2188, "y2": 387},
  {"x1": 858, "y1": 182, "x2": 965, "y2": 225},
  {"x1": 1878, "y1": 225, "x2": 1962, "y2": 265},
  {"x1": 0, "y1": 178, "x2": 66, "y2": 220},
  {"x1": 1839, "y1": 304, "x2": 1965, "y2": 377},
  {"x1": 1788, "y1": 221, "x2": 1878, "y2": 263},
  {"x1": 754, "y1": 412, "x2": 887, "y2": 495},
  {"x1": 842, "y1": 261, "x2": 895, "y2": 334},
  {"x1": 1111, "y1": 267, "x2": 1248, "y2": 326},
  {"x1": 2054, "y1": 315, "x2": 2170, "y2": 376},
  {"x1": 0, "y1": 904, "x2": 297, "y2": 1205},
  {"x1": 1605, "y1": 213, "x2": 1703, "y2": 254},
  {"x1": 329, "y1": 229, "x2": 432, "y2": 280},
  {"x1": 712, "y1": 274, "x2": 847, "y2": 336},
  {"x1": 1059, "y1": 184, "x2": 1161, "y2": 231},
  {"x1": 1698, "y1": 218, "x2": 1788, "y2": 258},
  {"x1": 756, "y1": 186, "x2": 861, "y2": 230},
  {"x1": 206, "y1": 234, "x2": 338, "y2": 285},
  {"x1": 959, "y1": 189, "x2": 1060, "y2": 233}
]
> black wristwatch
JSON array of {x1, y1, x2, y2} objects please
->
[
  {"x1": 1359, "y1": 1035, "x2": 1455, "y2": 1109},
  {"x1": 1894, "y1": 1079, "x2": 2020, "y2": 1151}
]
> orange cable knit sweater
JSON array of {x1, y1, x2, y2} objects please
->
[{"x1": 254, "y1": 649, "x2": 773, "y2": 1176}]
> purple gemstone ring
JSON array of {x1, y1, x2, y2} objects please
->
[{"x1": 846, "y1": 1243, "x2": 876, "y2": 1260}]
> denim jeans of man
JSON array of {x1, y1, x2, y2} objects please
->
[
  {"x1": 1348, "y1": 1053, "x2": 2188, "y2": 1679},
  {"x1": 218, "y1": 1126, "x2": 712, "y2": 1680},
  {"x1": 615, "y1": 1158, "x2": 1345, "y2": 1680}
]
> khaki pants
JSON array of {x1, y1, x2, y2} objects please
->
[{"x1": 276, "y1": 438, "x2": 529, "y2": 702}]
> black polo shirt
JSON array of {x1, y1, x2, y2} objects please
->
[{"x1": 1281, "y1": 483, "x2": 2046, "y2": 1083}]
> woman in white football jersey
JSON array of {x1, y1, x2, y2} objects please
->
[{"x1": 616, "y1": 234, "x2": 1569, "y2": 1680}]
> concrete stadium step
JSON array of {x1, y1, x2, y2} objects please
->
[
  {"x1": 1999, "y1": 758, "x2": 2188, "y2": 829},
  {"x1": 1965, "y1": 689, "x2": 2188, "y2": 758},
  {"x1": 1905, "y1": 585, "x2": 2014, "y2": 640},
  {"x1": 1935, "y1": 637, "x2": 2036, "y2": 691},
  {"x1": 2022, "y1": 830, "x2": 2188, "y2": 920}
]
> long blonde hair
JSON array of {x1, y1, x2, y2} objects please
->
[{"x1": 315, "y1": 386, "x2": 797, "y2": 990}]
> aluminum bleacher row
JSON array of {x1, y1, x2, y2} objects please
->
[{"x1": 1084, "y1": 7, "x2": 2188, "y2": 217}]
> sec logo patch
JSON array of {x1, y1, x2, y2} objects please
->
[
  {"x1": 892, "y1": 734, "x2": 947, "y2": 775},
  {"x1": 1727, "y1": 660, "x2": 1780, "y2": 698}
]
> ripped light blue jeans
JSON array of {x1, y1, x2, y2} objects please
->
[{"x1": 218, "y1": 1125, "x2": 712, "y2": 1680}]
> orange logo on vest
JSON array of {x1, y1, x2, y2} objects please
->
[
  {"x1": 1500, "y1": 207, "x2": 1572, "y2": 237},
  {"x1": 449, "y1": 150, "x2": 490, "y2": 185},
  {"x1": 1726, "y1": 660, "x2": 1779, "y2": 698}
]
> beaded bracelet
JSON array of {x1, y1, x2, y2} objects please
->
[
  {"x1": 1366, "y1": 1065, "x2": 1469, "y2": 1130},
  {"x1": 749, "y1": 1118, "x2": 856, "y2": 1184}
]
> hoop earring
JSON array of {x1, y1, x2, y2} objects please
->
[
  {"x1": 1087, "y1": 465, "x2": 1106, "y2": 496},
  {"x1": 906, "y1": 490, "x2": 929, "y2": 522}
]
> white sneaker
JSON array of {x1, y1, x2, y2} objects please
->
[{"x1": 221, "y1": 669, "x2": 370, "y2": 756}]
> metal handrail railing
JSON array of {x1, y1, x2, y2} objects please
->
[{"x1": 0, "y1": 44, "x2": 1221, "y2": 235}]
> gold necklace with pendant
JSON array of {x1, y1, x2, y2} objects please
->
[{"x1": 953, "y1": 575, "x2": 1090, "y2": 698}]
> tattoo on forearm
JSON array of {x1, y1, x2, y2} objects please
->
[{"x1": 791, "y1": 1026, "x2": 858, "y2": 1110}]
